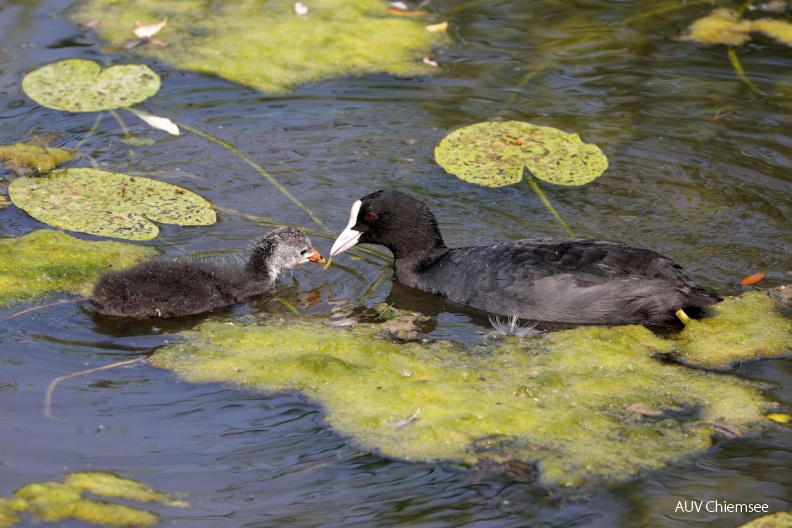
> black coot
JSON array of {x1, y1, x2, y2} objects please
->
[
  {"x1": 329, "y1": 190, "x2": 721, "y2": 325},
  {"x1": 93, "y1": 227, "x2": 325, "y2": 319}
]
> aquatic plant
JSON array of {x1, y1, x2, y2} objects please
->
[
  {"x1": 0, "y1": 471, "x2": 187, "y2": 528},
  {"x1": 0, "y1": 230, "x2": 157, "y2": 306},
  {"x1": 10, "y1": 168, "x2": 216, "y2": 241},
  {"x1": 0, "y1": 142, "x2": 74, "y2": 177},
  {"x1": 435, "y1": 121, "x2": 608, "y2": 235},
  {"x1": 21, "y1": 60, "x2": 160, "y2": 113},
  {"x1": 67, "y1": 0, "x2": 447, "y2": 94},
  {"x1": 150, "y1": 290, "x2": 790, "y2": 490},
  {"x1": 20, "y1": 59, "x2": 329, "y2": 234}
]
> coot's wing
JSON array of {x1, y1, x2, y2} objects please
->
[{"x1": 413, "y1": 239, "x2": 717, "y2": 324}]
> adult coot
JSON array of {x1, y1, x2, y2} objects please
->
[
  {"x1": 329, "y1": 190, "x2": 721, "y2": 325},
  {"x1": 93, "y1": 227, "x2": 325, "y2": 319}
]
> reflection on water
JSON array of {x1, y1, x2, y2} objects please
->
[{"x1": 0, "y1": 0, "x2": 790, "y2": 526}]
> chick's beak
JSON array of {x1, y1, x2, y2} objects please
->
[{"x1": 307, "y1": 247, "x2": 326, "y2": 264}]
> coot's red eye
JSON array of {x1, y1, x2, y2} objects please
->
[{"x1": 364, "y1": 212, "x2": 377, "y2": 222}]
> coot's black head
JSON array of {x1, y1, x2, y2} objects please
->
[
  {"x1": 329, "y1": 189, "x2": 446, "y2": 259},
  {"x1": 247, "y1": 226, "x2": 325, "y2": 281}
]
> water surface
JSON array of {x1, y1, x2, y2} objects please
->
[{"x1": 1, "y1": 1, "x2": 790, "y2": 526}]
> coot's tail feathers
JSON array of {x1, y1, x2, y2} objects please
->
[
  {"x1": 678, "y1": 287, "x2": 722, "y2": 320},
  {"x1": 686, "y1": 287, "x2": 722, "y2": 307}
]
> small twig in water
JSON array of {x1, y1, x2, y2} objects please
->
[
  {"x1": 5, "y1": 298, "x2": 82, "y2": 320},
  {"x1": 44, "y1": 357, "x2": 145, "y2": 420},
  {"x1": 386, "y1": 408, "x2": 420, "y2": 428}
]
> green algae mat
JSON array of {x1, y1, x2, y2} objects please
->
[
  {"x1": 0, "y1": 230, "x2": 157, "y2": 307},
  {"x1": 150, "y1": 290, "x2": 791, "y2": 490},
  {"x1": 0, "y1": 142, "x2": 74, "y2": 177},
  {"x1": 67, "y1": 0, "x2": 447, "y2": 94},
  {"x1": 0, "y1": 471, "x2": 187, "y2": 527}
]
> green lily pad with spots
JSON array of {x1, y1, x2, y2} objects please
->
[
  {"x1": 9, "y1": 168, "x2": 216, "y2": 241},
  {"x1": 22, "y1": 59, "x2": 160, "y2": 112},
  {"x1": 435, "y1": 121, "x2": 609, "y2": 187}
]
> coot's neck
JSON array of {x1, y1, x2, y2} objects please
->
[
  {"x1": 246, "y1": 239, "x2": 278, "y2": 282},
  {"x1": 385, "y1": 214, "x2": 448, "y2": 275}
]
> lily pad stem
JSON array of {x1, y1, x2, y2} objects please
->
[
  {"x1": 622, "y1": 0, "x2": 714, "y2": 23},
  {"x1": 360, "y1": 270, "x2": 392, "y2": 302},
  {"x1": 73, "y1": 112, "x2": 104, "y2": 150},
  {"x1": 271, "y1": 296, "x2": 301, "y2": 315},
  {"x1": 175, "y1": 121, "x2": 332, "y2": 235},
  {"x1": 108, "y1": 109, "x2": 132, "y2": 139},
  {"x1": 727, "y1": 47, "x2": 764, "y2": 96},
  {"x1": 526, "y1": 175, "x2": 575, "y2": 237}
]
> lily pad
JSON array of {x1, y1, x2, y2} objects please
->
[
  {"x1": 22, "y1": 59, "x2": 160, "y2": 112},
  {"x1": 0, "y1": 229, "x2": 157, "y2": 306},
  {"x1": 674, "y1": 291, "x2": 792, "y2": 370},
  {"x1": 67, "y1": 0, "x2": 447, "y2": 94},
  {"x1": 435, "y1": 121, "x2": 608, "y2": 187},
  {"x1": 1, "y1": 471, "x2": 187, "y2": 528},
  {"x1": 9, "y1": 167, "x2": 216, "y2": 240},
  {"x1": 150, "y1": 315, "x2": 772, "y2": 490},
  {"x1": 0, "y1": 142, "x2": 74, "y2": 176}
]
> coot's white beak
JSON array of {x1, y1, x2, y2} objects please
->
[{"x1": 330, "y1": 200, "x2": 362, "y2": 256}]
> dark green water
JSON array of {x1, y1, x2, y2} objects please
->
[{"x1": 1, "y1": 1, "x2": 790, "y2": 526}]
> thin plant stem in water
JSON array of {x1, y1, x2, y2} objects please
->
[
  {"x1": 5, "y1": 299, "x2": 81, "y2": 320},
  {"x1": 360, "y1": 270, "x2": 392, "y2": 302},
  {"x1": 271, "y1": 295, "x2": 301, "y2": 315},
  {"x1": 623, "y1": 0, "x2": 714, "y2": 24},
  {"x1": 525, "y1": 174, "x2": 575, "y2": 237},
  {"x1": 727, "y1": 47, "x2": 764, "y2": 96},
  {"x1": 43, "y1": 357, "x2": 145, "y2": 420},
  {"x1": 172, "y1": 120, "x2": 332, "y2": 235},
  {"x1": 109, "y1": 109, "x2": 132, "y2": 138},
  {"x1": 73, "y1": 113, "x2": 103, "y2": 150}
]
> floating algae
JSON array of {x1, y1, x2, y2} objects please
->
[
  {"x1": 150, "y1": 313, "x2": 778, "y2": 489},
  {"x1": 67, "y1": 0, "x2": 448, "y2": 94},
  {"x1": 0, "y1": 142, "x2": 74, "y2": 176},
  {"x1": 675, "y1": 291, "x2": 792, "y2": 370},
  {"x1": 0, "y1": 230, "x2": 157, "y2": 307},
  {"x1": 0, "y1": 471, "x2": 187, "y2": 528}
]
